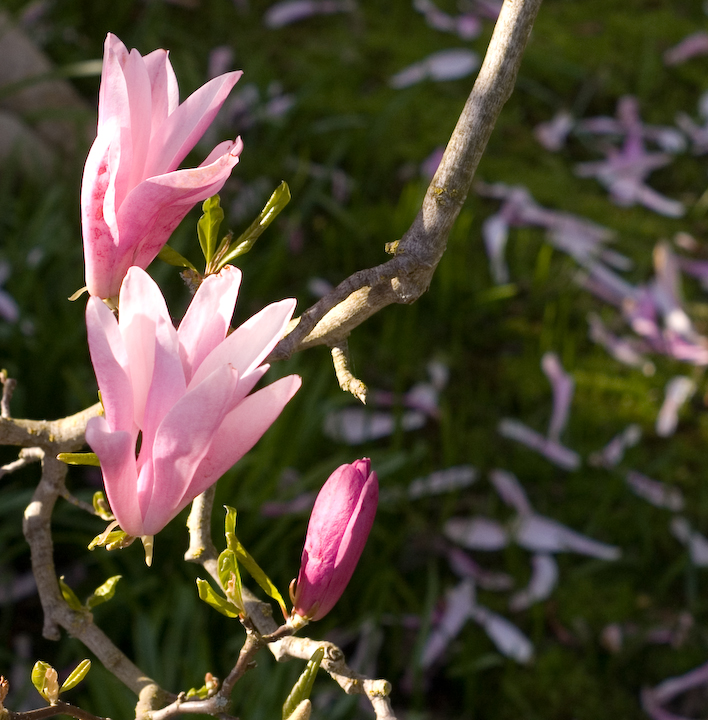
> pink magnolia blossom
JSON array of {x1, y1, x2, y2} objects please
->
[
  {"x1": 85, "y1": 265, "x2": 300, "y2": 538},
  {"x1": 82, "y1": 34, "x2": 243, "y2": 299},
  {"x1": 291, "y1": 458, "x2": 378, "y2": 621}
]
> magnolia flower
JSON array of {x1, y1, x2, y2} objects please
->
[
  {"x1": 85, "y1": 265, "x2": 300, "y2": 539},
  {"x1": 82, "y1": 34, "x2": 243, "y2": 300},
  {"x1": 291, "y1": 459, "x2": 378, "y2": 621}
]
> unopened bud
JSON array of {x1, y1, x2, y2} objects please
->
[
  {"x1": 287, "y1": 699, "x2": 312, "y2": 720},
  {"x1": 44, "y1": 667, "x2": 59, "y2": 704}
]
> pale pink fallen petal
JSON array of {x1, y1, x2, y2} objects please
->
[
  {"x1": 420, "y1": 146, "x2": 444, "y2": 179},
  {"x1": 261, "y1": 491, "x2": 317, "y2": 518},
  {"x1": 664, "y1": 31, "x2": 708, "y2": 66},
  {"x1": 414, "y1": 0, "x2": 456, "y2": 33},
  {"x1": 541, "y1": 352, "x2": 574, "y2": 441},
  {"x1": 390, "y1": 49, "x2": 479, "y2": 89},
  {"x1": 421, "y1": 579, "x2": 476, "y2": 667},
  {"x1": 307, "y1": 277, "x2": 334, "y2": 298},
  {"x1": 407, "y1": 466, "x2": 477, "y2": 499},
  {"x1": 447, "y1": 547, "x2": 514, "y2": 591},
  {"x1": 670, "y1": 516, "x2": 708, "y2": 566},
  {"x1": 427, "y1": 359, "x2": 449, "y2": 391},
  {"x1": 482, "y1": 213, "x2": 510, "y2": 284},
  {"x1": 514, "y1": 514, "x2": 621, "y2": 560},
  {"x1": 642, "y1": 660, "x2": 708, "y2": 720},
  {"x1": 263, "y1": 0, "x2": 354, "y2": 28},
  {"x1": 444, "y1": 516, "x2": 509, "y2": 551},
  {"x1": 634, "y1": 183, "x2": 685, "y2": 218},
  {"x1": 656, "y1": 376, "x2": 696, "y2": 437},
  {"x1": 0, "y1": 292, "x2": 19, "y2": 324},
  {"x1": 323, "y1": 408, "x2": 426, "y2": 444},
  {"x1": 509, "y1": 554, "x2": 558, "y2": 611},
  {"x1": 676, "y1": 112, "x2": 708, "y2": 155},
  {"x1": 324, "y1": 409, "x2": 395, "y2": 444},
  {"x1": 587, "y1": 313, "x2": 655, "y2": 375},
  {"x1": 403, "y1": 382, "x2": 439, "y2": 416},
  {"x1": 489, "y1": 469, "x2": 532, "y2": 515},
  {"x1": 589, "y1": 424, "x2": 642, "y2": 468},
  {"x1": 469, "y1": 604, "x2": 534, "y2": 664},
  {"x1": 498, "y1": 418, "x2": 581, "y2": 470},
  {"x1": 534, "y1": 110, "x2": 574, "y2": 151},
  {"x1": 208, "y1": 46, "x2": 235, "y2": 79}
]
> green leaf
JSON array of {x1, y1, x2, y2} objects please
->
[
  {"x1": 86, "y1": 575, "x2": 122, "y2": 609},
  {"x1": 185, "y1": 684, "x2": 210, "y2": 700},
  {"x1": 157, "y1": 244, "x2": 197, "y2": 271},
  {"x1": 92, "y1": 491, "x2": 114, "y2": 521},
  {"x1": 282, "y1": 647, "x2": 324, "y2": 720},
  {"x1": 215, "y1": 182, "x2": 290, "y2": 270},
  {"x1": 196, "y1": 579, "x2": 240, "y2": 618},
  {"x1": 57, "y1": 452, "x2": 100, "y2": 467},
  {"x1": 197, "y1": 194, "x2": 225, "y2": 264},
  {"x1": 234, "y1": 539, "x2": 288, "y2": 619},
  {"x1": 59, "y1": 660, "x2": 91, "y2": 693},
  {"x1": 58, "y1": 576, "x2": 83, "y2": 611},
  {"x1": 218, "y1": 549, "x2": 244, "y2": 611},
  {"x1": 224, "y1": 504, "x2": 238, "y2": 542},
  {"x1": 223, "y1": 505, "x2": 287, "y2": 617},
  {"x1": 31, "y1": 661, "x2": 57, "y2": 702}
]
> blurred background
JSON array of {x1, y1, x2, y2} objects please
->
[{"x1": 1, "y1": 1, "x2": 708, "y2": 718}]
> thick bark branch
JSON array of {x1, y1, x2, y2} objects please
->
[{"x1": 270, "y1": 0, "x2": 543, "y2": 361}]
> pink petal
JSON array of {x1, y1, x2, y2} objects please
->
[
  {"x1": 85, "y1": 297, "x2": 134, "y2": 432},
  {"x1": 85, "y1": 416, "x2": 142, "y2": 537},
  {"x1": 187, "y1": 374, "x2": 302, "y2": 504},
  {"x1": 142, "y1": 71, "x2": 242, "y2": 177},
  {"x1": 142, "y1": 48, "x2": 179, "y2": 128},
  {"x1": 119, "y1": 267, "x2": 179, "y2": 427},
  {"x1": 140, "y1": 363, "x2": 241, "y2": 535},
  {"x1": 190, "y1": 297, "x2": 296, "y2": 387},
  {"x1": 118, "y1": 141, "x2": 243, "y2": 274},
  {"x1": 178, "y1": 264, "x2": 242, "y2": 381}
]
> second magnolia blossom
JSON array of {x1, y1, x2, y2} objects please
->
[
  {"x1": 82, "y1": 34, "x2": 243, "y2": 300},
  {"x1": 292, "y1": 459, "x2": 378, "y2": 621},
  {"x1": 85, "y1": 265, "x2": 300, "y2": 538}
]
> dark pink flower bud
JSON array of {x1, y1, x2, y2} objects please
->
[{"x1": 292, "y1": 459, "x2": 378, "y2": 621}]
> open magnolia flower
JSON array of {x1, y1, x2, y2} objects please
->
[
  {"x1": 82, "y1": 33, "x2": 243, "y2": 300},
  {"x1": 85, "y1": 265, "x2": 300, "y2": 540},
  {"x1": 291, "y1": 458, "x2": 378, "y2": 622}
]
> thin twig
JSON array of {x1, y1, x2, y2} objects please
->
[
  {"x1": 0, "y1": 370, "x2": 17, "y2": 419},
  {"x1": 0, "y1": 447, "x2": 43, "y2": 479},
  {"x1": 7, "y1": 700, "x2": 110, "y2": 720},
  {"x1": 148, "y1": 622, "x2": 263, "y2": 720},
  {"x1": 331, "y1": 342, "x2": 367, "y2": 404}
]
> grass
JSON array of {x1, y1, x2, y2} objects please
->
[{"x1": 3, "y1": 0, "x2": 708, "y2": 718}]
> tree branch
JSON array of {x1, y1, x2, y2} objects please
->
[
  {"x1": 6, "y1": 700, "x2": 109, "y2": 720},
  {"x1": 269, "y1": 0, "x2": 543, "y2": 361}
]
